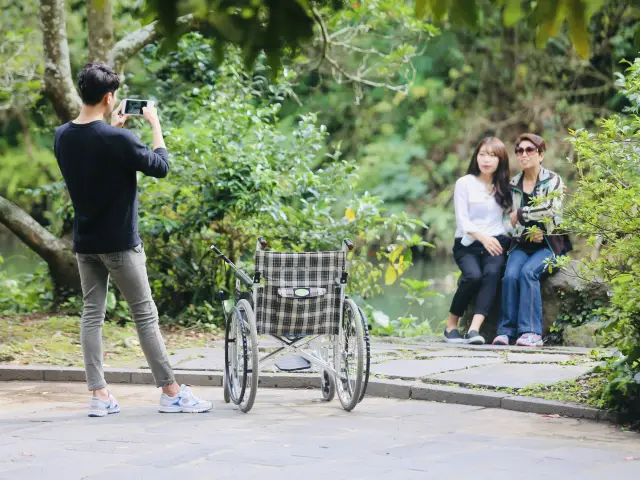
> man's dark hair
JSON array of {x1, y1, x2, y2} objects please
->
[{"x1": 77, "y1": 63, "x2": 120, "y2": 105}]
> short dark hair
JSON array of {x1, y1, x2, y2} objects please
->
[
  {"x1": 77, "y1": 63, "x2": 120, "y2": 105},
  {"x1": 516, "y1": 133, "x2": 546, "y2": 153}
]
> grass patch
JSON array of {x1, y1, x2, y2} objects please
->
[
  {"x1": 0, "y1": 314, "x2": 222, "y2": 367},
  {"x1": 517, "y1": 373, "x2": 607, "y2": 408}
]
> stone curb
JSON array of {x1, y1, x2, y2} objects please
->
[{"x1": 0, "y1": 366, "x2": 614, "y2": 422}]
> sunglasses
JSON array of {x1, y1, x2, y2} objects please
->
[{"x1": 515, "y1": 146, "x2": 538, "y2": 156}]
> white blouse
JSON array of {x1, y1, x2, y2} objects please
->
[{"x1": 454, "y1": 174, "x2": 507, "y2": 246}]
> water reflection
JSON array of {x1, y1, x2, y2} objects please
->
[{"x1": 365, "y1": 257, "x2": 458, "y2": 331}]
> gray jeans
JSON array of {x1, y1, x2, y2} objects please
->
[{"x1": 76, "y1": 244, "x2": 175, "y2": 390}]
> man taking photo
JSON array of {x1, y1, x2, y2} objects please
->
[{"x1": 54, "y1": 63, "x2": 212, "y2": 417}]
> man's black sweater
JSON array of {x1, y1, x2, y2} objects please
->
[{"x1": 54, "y1": 120, "x2": 169, "y2": 254}]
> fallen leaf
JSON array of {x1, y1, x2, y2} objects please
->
[{"x1": 541, "y1": 414, "x2": 561, "y2": 418}]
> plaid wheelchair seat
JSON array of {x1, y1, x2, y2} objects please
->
[{"x1": 253, "y1": 250, "x2": 347, "y2": 335}]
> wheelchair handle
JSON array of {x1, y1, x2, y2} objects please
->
[{"x1": 210, "y1": 245, "x2": 254, "y2": 287}]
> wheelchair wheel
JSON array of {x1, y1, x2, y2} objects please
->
[
  {"x1": 222, "y1": 373, "x2": 230, "y2": 404},
  {"x1": 224, "y1": 299, "x2": 259, "y2": 413},
  {"x1": 321, "y1": 369, "x2": 336, "y2": 401},
  {"x1": 357, "y1": 306, "x2": 371, "y2": 403},
  {"x1": 335, "y1": 298, "x2": 365, "y2": 411}
]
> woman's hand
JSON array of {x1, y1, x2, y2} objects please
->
[
  {"x1": 532, "y1": 230, "x2": 544, "y2": 243},
  {"x1": 510, "y1": 210, "x2": 518, "y2": 227},
  {"x1": 476, "y1": 233, "x2": 503, "y2": 256}
]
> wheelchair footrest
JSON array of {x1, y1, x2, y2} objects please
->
[{"x1": 275, "y1": 355, "x2": 312, "y2": 372}]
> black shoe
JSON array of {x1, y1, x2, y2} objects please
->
[
  {"x1": 465, "y1": 330, "x2": 485, "y2": 345},
  {"x1": 443, "y1": 329, "x2": 465, "y2": 344}
]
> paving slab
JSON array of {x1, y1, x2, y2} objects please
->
[
  {"x1": 1, "y1": 382, "x2": 639, "y2": 480},
  {"x1": 172, "y1": 349, "x2": 226, "y2": 371},
  {"x1": 370, "y1": 358, "x2": 502, "y2": 379},
  {"x1": 417, "y1": 350, "x2": 502, "y2": 359},
  {"x1": 428, "y1": 363, "x2": 595, "y2": 389},
  {"x1": 507, "y1": 353, "x2": 576, "y2": 364}
]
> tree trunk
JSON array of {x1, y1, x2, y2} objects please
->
[
  {"x1": 0, "y1": 2, "x2": 198, "y2": 306},
  {"x1": 0, "y1": 195, "x2": 80, "y2": 303},
  {"x1": 87, "y1": 0, "x2": 114, "y2": 63},
  {"x1": 40, "y1": 0, "x2": 82, "y2": 122}
]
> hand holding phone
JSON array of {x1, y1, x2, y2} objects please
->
[
  {"x1": 141, "y1": 102, "x2": 160, "y2": 127},
  {"x1": 111, "y1": 100, "x2": 131, "y2": 128},
  {"x1": 122, "y1": 99, "x2": 152, "y2": 116}
]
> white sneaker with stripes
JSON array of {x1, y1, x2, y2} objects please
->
[{"x1": 158, "y1": 384, "x2": 212, "y2": 413}]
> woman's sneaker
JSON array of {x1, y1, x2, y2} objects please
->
[
  {"x1": 159, "y1": 384, "x2": 213, "y2": 413},
  {"x1": 492, "y1": 335, "x2": 509, "y2": 345},
  {"x1": 465, "y1": 330, "x2": 485, "y2": 345},
  {"x1": 88, "y1": 393, "x2": 120, "y2": 417},
  {"x1": 443, "y1": 329, "x2": 465, "y2": 344},
  {"x1": 515, "y1": 333, "x2": 543, "y2": 347}
]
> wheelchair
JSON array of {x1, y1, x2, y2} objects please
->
[{"x1": 211, "y1": 238, "x2": 370, "y2": 413}]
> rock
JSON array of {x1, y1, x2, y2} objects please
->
[
  {"x1": 563, "y1": 322, "x2": 607, "y2": 348},
  {"x1": 460, "y1": 260, "x2": 609, "y2": 341}
]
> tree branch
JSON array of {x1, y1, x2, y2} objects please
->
[
  {"x1": 0, "y1": 195, "x2": 70, "y2": 265},
  {"x1": 40, "y1": 0, "x2": 82, "y2": 122},
  {"x1": 108, "y1": 14, "x2": 196, "y2": 76}
]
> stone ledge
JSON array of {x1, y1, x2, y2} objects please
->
[
  {"x1": 174, "y1": 370, "x2": 223, "y2": 387},
  {"x1": 366, "y1": 379, "x2": 412, "y2": 399},
  {"x1": 0, "y1": 366, "x2": 45, "y2": 381},
  {"x1": 500, "y1": 395, "x2": 600, "y2": 420},
  {"x1": 0, "y1": 366, "x2": 615, "y2": 422},
  {"x1": 411, "y1": 383, "x2": 507, "y2": 408}
]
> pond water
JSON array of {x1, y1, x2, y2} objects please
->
[
  {"x1": 0, "y1": 229, "x2": 458, "y2": 330},
  {"x1": 366, "y1": 256, "x2": 458, "y2": 332}
]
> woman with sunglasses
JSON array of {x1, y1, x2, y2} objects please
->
[
  {"x1": 493, "y1": 134, "x2": 572, "y2": 347},
  {"x1": 444, "y1": 137, "x2": 512, "y2": 345}
]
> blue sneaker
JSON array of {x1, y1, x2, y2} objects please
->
[
  {"x1": 88, "y1": 393, "x2": 120, "y2": 417},
  {"x1": 158, "y1": 384, "x2": 213, "y2": 413},
  {"x1": 443, "y1": 328, "x2": 465, "y2": 344}
]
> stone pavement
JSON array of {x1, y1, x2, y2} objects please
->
[
  {"x1": 0, "y1": 338, "x2": 616, "y2": 420},
  {"x1": 0, "y1": 382, "x2": 638, "y2": 480},
  {"x1": 164, "y1": 337, "x2": 609, "y2": 390}
]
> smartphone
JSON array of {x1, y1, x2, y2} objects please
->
[{"x1": 122, "y1": 99, "x2": 152, "y2": 115}]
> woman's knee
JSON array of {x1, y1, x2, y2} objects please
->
[
  {"x1": 461, "y1": 272, "x2": 482, "y2": 287},
  {"x1": 521, "y1": 266, "x2": 542, "y2": 283},
  {"x1": 483, "y1": 265, "x2": 503, "y2": 281}
]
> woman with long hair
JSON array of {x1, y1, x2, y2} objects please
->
[
  {"x1": 444, "y1": 137, "x2": 512, "y2": 345},
  {"x1": 492, "y1": 133, "x2": 572, "y2": 347}
]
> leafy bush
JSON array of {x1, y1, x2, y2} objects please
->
[
  {"x1": 129, "y1": 35, "x2": 429, "y2": 324},
  {"x1": 565, "y1": 57, "x2": 640, "y2": 422},
  {"x1": 0, "y1": 256, "x2": 53, "y2": 314}
]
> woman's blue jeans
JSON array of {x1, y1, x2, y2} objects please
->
[{"x1": 497, "y1": 247, "x2": 554, "y2": 339}]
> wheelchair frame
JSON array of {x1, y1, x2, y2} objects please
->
[{"x1": 212, "y1": 238, "x2": 370, "y2": 413}]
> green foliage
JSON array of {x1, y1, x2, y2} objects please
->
[
  {"x1": 0, "y1": 257, "x2": 53, "y2": 315},
  {"x1": 565, "y1": 57, "x2": 640, "y2": 421},
  {"x1": 144, "y1": 0, "x2": 617, "y2": 70},
  {"x1": 0, "y1": 1, "x2": 43, "y2": 113},
  {"x1": 548, "y1": 289, "x2": 610, "y2": 344},
  {"x1": 125, "y1": 34, "x2": 428, "y2": 323},
  {"x1": 0, "y1": 145, "x2": 61, "y2": 211}
]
